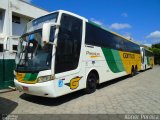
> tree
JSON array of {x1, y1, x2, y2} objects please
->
[
  {"x1": 151, "y1": 43, "x2": 160, "y2": 65},
  {"x1": 152, "y1": 43, "x2": 160, "y2": 49}
]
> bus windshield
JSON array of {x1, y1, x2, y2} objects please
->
[
  {"x1": 15, "y1": 29, "x2": 53, "y2": 73},
  {"x1": 25, "y1": 12, "x2": 58, "y2": 33},
  {"x1": 15, "y1": 12, "x2": 59, "y2": 73}
]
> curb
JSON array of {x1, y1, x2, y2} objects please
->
[{"x1": 0, "y1": 87, "x2": 16, "y2": 93}]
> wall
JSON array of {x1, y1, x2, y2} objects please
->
[
  {"x1": 11, "y1": 0, "x2": 49, "y2": 19},
  {"x1": 12, "y1": 14, "x2": 31, "y2": 36},
  {"x1": 0, "y1": 11, "x2": 2, "y2": 33},
  {"x1": 0, "y1": 0, "x2": 49, "y2": 36}
]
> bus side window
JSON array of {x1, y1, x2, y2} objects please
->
[{"x1": 55, "y1": 14, "x2": 82, "y2": 74}]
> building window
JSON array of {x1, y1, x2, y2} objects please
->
[
  {"x1": 0, "y1": 11, "x2": 2, "y2": 20},
  {"x1": 12, "y1": 45, "x2": 18, "y2": 51},
  {"x1": 12, "y1": 15, "x2": 20, "y2": 24},
  {"x1": 0, "y1": 44, "x2": 3, "y2": 52}
]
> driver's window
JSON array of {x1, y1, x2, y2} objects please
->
[
  {"x1": 49, "y1": 26, "x2": 55, "y2": 42},
  {"x1": 55, "y1": 14, "x2": 82, "y2": 74}
]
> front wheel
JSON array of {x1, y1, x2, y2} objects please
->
[{"x1": 85, "y1": 73, "x2": 97, "y2": 94}]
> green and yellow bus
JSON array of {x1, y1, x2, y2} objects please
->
[
  {"x1": 14, "y1": 10, "x2": 141, "y2": 97},
  {"x1": 140, "y1": 47, "x2": 154, "y2": 70}
]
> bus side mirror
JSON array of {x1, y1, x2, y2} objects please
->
[
  {"x1": 42, "y1": 23, "x2": 51, "y2": 44},
  {"x1": 42, "y1": 22, "x2": 60, "y2": 46}
]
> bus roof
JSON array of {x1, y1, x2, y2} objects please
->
[
  {"x1": 47, "y1": 10, "x2": 88, "y2": 21},
  {"x1": 30, "y1": 9, "x2": 140, "y2": 46}
]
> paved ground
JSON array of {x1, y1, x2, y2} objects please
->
[{"x1": 0, "y1": 66, "x2": 160, "y2": 115}]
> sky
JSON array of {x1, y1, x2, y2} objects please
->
[{"x1": 24, "y1": 0, "x2": 160, "y2": 46}]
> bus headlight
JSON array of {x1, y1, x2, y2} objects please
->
[{"x1": 37, "y1": 75, "x2": 53, "y2": 83}]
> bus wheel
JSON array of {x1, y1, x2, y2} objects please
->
[
  {"x1": 85, "y1": 73, "x2": 97, "y2": 94},
  {"x1": 134, "y1": 66, "x2": 138, "y2": 75},
  {"x1": 130, "y1": 66, "x2": 135, "y2": 77}
]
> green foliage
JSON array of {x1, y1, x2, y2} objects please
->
[
  {"x1": 152, "y1": 43, "x2": 160, "y2": 49},
  {"x1": 152, "y1": 43, "x2": 160, "y2": 65},
  {"x1": 151, "y1": 47, "x2": 160, "y2": 55}
]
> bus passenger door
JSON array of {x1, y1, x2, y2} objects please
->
[{"x1": 140, "y1": 47, "x2": 146, "y2": 70}]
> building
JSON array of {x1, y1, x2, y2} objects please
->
[{"x1": 0, "y1": 0, "x2": 49, "y2": 89}]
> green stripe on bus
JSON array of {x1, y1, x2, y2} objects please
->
[
  {"x1": 88, "y1": 21, "x2": 111, "y2": 32},
  {"x1": 23, "y1": 73, "x2": 38, "y2": 81},
  {"x1": 88, "y1": 21, "x2": 102, "y2": 28},
  {"x1": 102, "y1": 48, "x2": 124, "y2": 73},
  {"x1": 111, "y1": 49, "x2": 124, "y2": 72}
]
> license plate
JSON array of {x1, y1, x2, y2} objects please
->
[{"x1": 22, "y1": 86, "x2": 29, "y2": 91}]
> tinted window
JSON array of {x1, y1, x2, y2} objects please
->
[
  {"x1": 85, "y1": 23, "x2": 123, "y2": 50},
  {"x1": 123, "y1": 40, "x2": 140, "y2": 53},
  {"x1": 55, "y1": 14, "x2": 82, "y2": 74},
  {"x1": 85, "y1": 22, "x2": 140, "y2": 53}
]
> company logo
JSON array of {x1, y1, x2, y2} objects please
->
[
  {"x1": 86, "y1": 51, "x2": 100, "y2": 58},
  {"x1": 65, "y1": 76, "x2": 82, "y2": 90},
  {"x1": 123, "y1": 53, "x2": 135, "y2": 59}
]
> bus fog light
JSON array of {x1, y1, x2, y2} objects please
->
[{"x1": 37, "y1": 75, "x2": 52, "y2": 83}]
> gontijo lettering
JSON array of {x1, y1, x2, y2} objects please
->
[{"x1": 123, "y1": 53, "x2": 135, "y2": 59}]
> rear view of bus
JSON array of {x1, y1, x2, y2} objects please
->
[{"x1": 140, "y1": 47, "x2": 154, "y2": 70}]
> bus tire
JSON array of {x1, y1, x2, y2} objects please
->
[
  {"x1": 130, "y1": 66, "x2": 135, "y2": 77},
  {"x1": 134, "y1": 65, "x2": 138, "y2": 75},
  {"x1": 85, "y1": 73, "x2": 97, "y2": 94}
]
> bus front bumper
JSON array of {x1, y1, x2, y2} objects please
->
[{"x1": 14, "y1": 79, "x2": 56, "y2": 98}]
